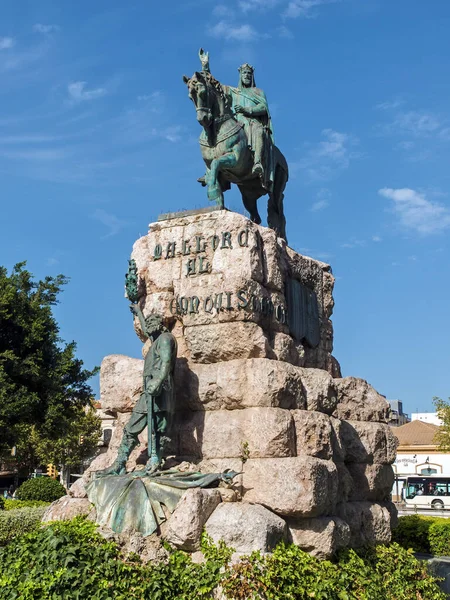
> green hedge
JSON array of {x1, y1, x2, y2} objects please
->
[
  {"x1": 428, "y1": 520, "x2": 450, "y2": 556},
  {"x1": 0, "y1": 517, "x2": 445, "y2": 600},
  {"x1": 393, "y1": 515, "x2": 450, "y2": 556},
  {"x1": 0, "y1": 506, "x2": 47, "y2": 546},
  {"x1": 4, "y1": 500, "x2": 50, "y2": 511},
  {"x1": 15, "y1": 477, "x2": 66, "y2": 502}
]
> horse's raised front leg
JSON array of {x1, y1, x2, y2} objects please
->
[{"x1": 207, "y1": 151, "x2": 238, "y2": 208}]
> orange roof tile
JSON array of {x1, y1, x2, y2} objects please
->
[{"x1": 392, "y1": 420, "x2": 440, "y2": 447}]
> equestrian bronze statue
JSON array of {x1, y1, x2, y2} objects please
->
[{"x1": 183, "y1": 49, "x2": 288, "y2": 241}]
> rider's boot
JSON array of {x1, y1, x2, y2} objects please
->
[{"x1": 94, "y1": 431, "x2": 136, "y2": 478}]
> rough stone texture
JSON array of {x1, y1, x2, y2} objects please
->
[
  {"x1": 291, "y1": 410, "x2": 333, "y2": 459},
  {"x1": 184, "y1": 322, "x2": 271, "y2": 363},
  {"x1": 164, "y1": 488, "x2": 221, "y2": 551},
  {"x1": 100, "y1": 354, "x2": 144, "y2": 413},
  {"x1": 75, "y1": 210, "x2": 399, "y2": 559},
  {"x1": 205, "y1": 502, "x2": 287, "y2": 553},
  {"x1": 333, "y1": 377, "x2": 390, "y2": 423},
  {"x1": 176, "y1": 407, "x2": 295, "y2": 459},
  {"x1": 130, "y1": 210, "x2": 339, "y2": 371},
  {"x1": 42, "y1": 496, "x2": 92, "y2": 522},
  {"x1": 297, "y1": 368, "x2": 338, "y2": 414},
  {"x1": 288, "y1": 517, "x2": 351, "y2": 559},
  {"x1": 175, "y1": 358, "x2": 305, "y2": 412},
  {"x1": 336, "y1": 502, "x2": 394, "y2": 547},
  {"x1": 271, "y1": 332, "x2": 305, "y2": 366},
  {"x1": 243, "y1": 457, "x2": 338, "y2": 518},
  {"x1": 335, "y1": 462, "x2": 353, "y2": 503},
  {"x1": 347, "y1": 463, "x2": 395, "y2": 502},
  {"x1": 340, "y1": 421, "x2": 398, "y2": 464}
]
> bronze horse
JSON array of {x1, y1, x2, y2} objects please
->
[{"x1": 183, "y1": 70, "x2": 288, "y2": 241}]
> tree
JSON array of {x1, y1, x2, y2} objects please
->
[
  {"x1": 0, "y1": 262, "x2": 98, "y2": 469},
  {"x1": 433, "y1": 397, "x2": 450, "y2": 452},
  {"x1": 35, "y1": 407, "x2": 102, "y2": 471}
]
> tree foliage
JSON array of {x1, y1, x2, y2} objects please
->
[
  {"x1": 0, "y1": 263, "x2": 98, "y2": 466},
  {"x1": 433, "y1": 396, "x2": 450, "y2": 452}
]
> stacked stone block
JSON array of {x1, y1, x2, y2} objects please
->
[{"x1": 72, "y1": 209, "x2": 397, "y2": 559}]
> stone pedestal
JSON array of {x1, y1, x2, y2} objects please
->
[{"x1": 69, "y1": 209, "x2": 397, "y2": 559}]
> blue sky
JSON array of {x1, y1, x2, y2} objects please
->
[{"x1": 2, "y1": 0, "x2": 450, "y2": 415}]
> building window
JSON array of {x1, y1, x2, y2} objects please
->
[{"x1": 420, "y1": 467, "x2": 437, "y2": 475}]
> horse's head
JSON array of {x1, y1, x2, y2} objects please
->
[
  {"x1": 183, "y1": 71, "x2": 230, "y2": 131},
  {"x1": 183, "y1": 71, "x2": 213, "y2": 128}
]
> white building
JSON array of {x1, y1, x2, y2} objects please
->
[
  {"x1": 391, "y1": 420, "x2": 450, "y2": 501},
  {"x1": 411, "y1": 412, "x2": 443, "y2": 426}
]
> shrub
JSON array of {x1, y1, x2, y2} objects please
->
[
  {"x1": 0, "y1": 506, "x2": 47, "y2": 546},
  {"x1": 428, "y1": 520, "x2": 450, "y2": 556},
  {"x1": 15, "y1": 477, "x2": 65, "y2": 502},
  {"x1": 393, "y1": 515, "x2": 450, "y2": 556},
  {"x1": 392, "y1": 515, "x2": 434, "y2": 553},
  {"x1": 0, "y1": 518, "x2": 445, "y2": 600},
  {"x1": 4, "y1": 499, "x2": 50, "y2": 511}
]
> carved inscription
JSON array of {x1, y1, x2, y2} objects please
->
[
  {"x1": 152, "y1": 229, "x2": 251, "y2": 276},
  {"x1": 170, "y1": 289, "x2": 287, "y2": 323}
]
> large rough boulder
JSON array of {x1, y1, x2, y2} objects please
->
[
  {"x1": 340, "y1": 421, "x2": 397, "y2": 464},
  {"x1": 205, "y1": 502, "x2": 287, "y2": 553},
  {"x1": 42, "y1": 497, "x2": 92, "y2": 522},
  {"x1": 175, "y1": 358, "x2": 305, "y2": 411},
  {"x1": 336, "y1": 501, "x2": 394, "y2": 547},
  {"x1": 333, "y1": 377, "x2": 390, "y2": 422},
  {"x1": 176, "y1": 407, "x2": 295, "y2": 459},
  {"x1": 243, "y1": 457, "x2": 338, "y2": 518},
  {"x1": 164, "y1": 488, "x2": 221, "y2": 551},
  {"x1": 100, "y1": 354, "x2": 143, "y2": 413},
  {"x1": 347, "y1": 463, "x2": 395, "y2": 502},
  {"x1": 291, "y1": 410, "x2": 334, "y2": 459},
  {"x1": 288, "y1": 516, "x2": 351, "y2": 559}
]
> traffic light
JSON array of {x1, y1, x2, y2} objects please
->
[
  {"x1": 79, "y1": 435, "x2": 85, "y2": 445},
  {"x1": 46, "y1": 464, "x2": 58, "y2": 479}
]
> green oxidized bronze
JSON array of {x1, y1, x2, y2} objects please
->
[
  {"x1": 125, "y1": 259, "x2": 139, "y2": 304},
  {"x1": 86, "y1": 470, "x2": 240, "y2": 536},
  {"x1": 96, "y1": 301, "x2": 178, "y2": 478},
  {"x1": 183, "y1": 48, "x2": 288, "y2": 241}
]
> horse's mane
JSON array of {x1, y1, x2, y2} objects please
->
[{"x1": 197, "y1": 71, "x2": 230, "y2": 109}]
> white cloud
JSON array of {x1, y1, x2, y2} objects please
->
[
  {"x1": 283, "y1": 0, "x2": 338, "y2": 19},
  {"x1": 372, "y1": 235, "x2": 382, "y2": 242},
  {"x1": 163, "y1": 125, "x2": 182, "y2": 143},
  {"x1": 213, "y1": 4, "x2": 234, "y2": 16},
  {"x1": 33, "y1": 24, "x2": 60, "y2": 34},
  {"x1": 277, "y1": 25, "x2": 294, "y2": 38},
  {"x1": 341, "y1": 239, "x2": 366, "y2": 249},
  {"x1": 393, "y1": 111, "x2": 440, "y2": 136},
  {"x1": 379, "y1": 187, "x2": 450, "y2": 235},
  {"x1": 91, "y1": 208, "x2": 124, "y2": 239},
  {"x1": 296, "y1": 128, "x2": 359, "y2": 181},
  {"x1": 239, "y1": 0, "x2": 280, "y2": 11},
  {"x1": 375, "y1": 98, "x2": 404, "y2": 111},
  {"x1": 310, "y1": 188, "x2": 330, "y2": 211},
  {"x1": 0, "y1": 37, "x2": 14, "y2": 50},
  {"x1": 210, "y1": 20, "x2": 260, "y2": 42},
  {"x1": 68, "y1": 81, "x2": 107, "y2": 102}
]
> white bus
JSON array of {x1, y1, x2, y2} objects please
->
[{"x1": 405, "y1": 475, "x2": 450, "y2": 510}]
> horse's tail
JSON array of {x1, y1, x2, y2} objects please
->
[{"x1": 273, "y1": 145, "x2": 288, "y2": 181}]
